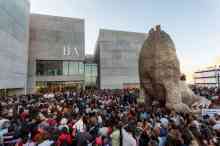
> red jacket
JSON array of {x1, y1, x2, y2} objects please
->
[{"x1": 57, "y1": 133, "x2": 72, "y2": 146}]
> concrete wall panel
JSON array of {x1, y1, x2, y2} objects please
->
[
  {"x1": 96, "y1": 29, "x2": 147, "y2": 89},
  {"x1": 0, "y1": 0, "x2": 29, "y2": 91}
]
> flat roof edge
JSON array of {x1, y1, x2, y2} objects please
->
[
  {"x1": 30, "y1": 13, "x2": 85, "y2": 21},
  {"x1": 99, "y1": 28, "x2": 147, "y2": 35}
]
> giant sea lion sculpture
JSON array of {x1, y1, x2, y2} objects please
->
[
  {"x1": 139, "y1": 25, "x2": 192, "y2": 112},
  {"x1": 139, "y1": 26, "x2": 210, "y2": 113}
]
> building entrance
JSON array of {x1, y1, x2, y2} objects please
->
[{"x1": 36, "y1": 81, "x2": 83, "y2": 93}]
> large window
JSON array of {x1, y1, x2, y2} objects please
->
[
  {"x1": 69, "y1": 62, "x2": 78, "y2": 75},
  {"x1": 36, "y1": 60, "x2": 84, "y2": 76},
  {"x1": 79, "y1": 62, "x2": 84, "y2": 74},
  {"x1": 63, "y1": 62, "x2": 69, "y2": 75},
  {"x1": 85, "y1": 64, "x2": 97, "y2": 86}
]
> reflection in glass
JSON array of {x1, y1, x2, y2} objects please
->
[
  {"x1": 79, "y1": 62, "x2": 84, "y2": 74},
  {"x1": 63, "y1": 61, "x2": 69, "y2": 75},
  {"x1": 85, "y1": 63, "x2": 97, "y2": 86},
  {"x1": 69, "y1": 62, "x2": 78, "y2": 75},
  {"x1": 36, "y1": 60, "x2": 84, "y2": 76}
]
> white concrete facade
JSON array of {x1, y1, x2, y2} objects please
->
[
  {"x1": 28, "y1": 14, "x2": 85, "y2": 93},
  {"x1": 95, "y1": 29, "x2": 147, "y2": 89},
  {"x1": 0, "y1": 0, "x2": 30, "y2": 93}
]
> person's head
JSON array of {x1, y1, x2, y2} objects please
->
[
  {"x1": 215, "y1": 113, "x2": 220, "y2": 120},
  {"x1": 126, "y1": 121, "x2": 136, "y2": 134},
  {"x1": 170, "y1": 110, "x2": 176, "y2": 117},
  {"x1": 153, "y1": 125, "x2": 160, "y2": 137},
  {"x1": 114, "y1": 121, "x2": 122, "y2": 130},
  {"x1": 62, "y1": 127, "x2": 69, "y2": 134},
  {"x1": 148, "y1": 140, "x2": 158, "y2": 146},
  {"x1": 208, "y1": 117, "x2": 216, "y2": 126}
]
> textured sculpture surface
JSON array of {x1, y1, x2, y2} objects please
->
[
  {"x1": 180, "y1": 80, "x2": 210, "y2": 109},
  {"x1": 139, "y1": 26, "x2": 195, "y2": 112}
]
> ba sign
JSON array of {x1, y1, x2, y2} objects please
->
[{"x1": 63, "y1": 45, "x2": 79, "y2": 57}]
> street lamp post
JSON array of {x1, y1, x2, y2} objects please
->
[
  {"x1": 215, "y1": 67, "x2": 220, "y2": 89},
  {"x1": 217, "y1": 70, "x2": 220, "y2": 89}
]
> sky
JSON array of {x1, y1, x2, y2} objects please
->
[{"x1": 30, "y1": 0, "x2": 220, "y2": 82}]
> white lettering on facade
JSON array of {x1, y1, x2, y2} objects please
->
[{"x1": 63, "y1": 45, "x2": 79, "y2": 57}]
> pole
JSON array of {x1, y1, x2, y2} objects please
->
[
  {"x1": 218, "y1": 71, "x2": 220, "y2": 89},
  {"x1": 215, "y1": 67, "x2": 219, "y2": 89}
]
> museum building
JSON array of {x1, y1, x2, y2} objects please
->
[{"x1": 27, "y1": 14, "x2": 87, "y2": 93}]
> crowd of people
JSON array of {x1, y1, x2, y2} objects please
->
[
  {"x1": 0, "y1": 89, "x2": 219, "y2": 146},
  {"x1": 192, "y1": 86, "x2": 220, "y2": 107},
  {"x1": 192, "y1": 86, "x2": 220, "y2": 98}
]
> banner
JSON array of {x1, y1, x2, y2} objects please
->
[{"x1": 202, "y1": 109, "x2": 220, "y2": 117}]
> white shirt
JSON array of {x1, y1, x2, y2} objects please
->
[
  {"x1": 38, "y1": 140, "x2": 54, "y2": 146},
  {"x1": 73, "y1": 119, "x2": 86, "y2": 133},
  {"x1": 122, "y1": 128, "x2": 137, "y2": 146},
  {"x1": 24, "y1": 142, "x2": 36, "y2": 146},
  {"x1": 98, "y1": 116, "x2": 103, "y2": 124}
]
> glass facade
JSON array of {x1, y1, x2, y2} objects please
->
[
  {"x1": 85, "y1": 64, "x2": 97, "y2": 86},
  {"x1": 36, "y1": 60, "x2": 84, "y2": 76},
  {"x1": 36, "y1": 60, "x2": 98, "y2": 88}
]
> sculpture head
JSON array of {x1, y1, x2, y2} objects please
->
[{"x1": 139, "y1": 25, "x2": 181, "y2": 108}]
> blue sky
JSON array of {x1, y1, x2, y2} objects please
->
[{"x1": 30, "y1": 0, "x2": 220, "y2": 80}]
